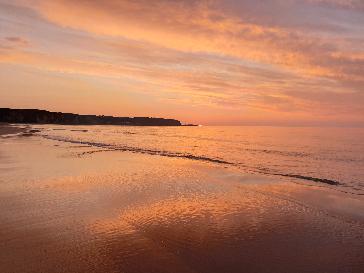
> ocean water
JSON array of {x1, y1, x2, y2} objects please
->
[
  {"x1": 1, "y1": 124, "x2": 364, "y2": 273},
  {"x1": 33, "y1": 125, "x2": 364, "y2": 195}
]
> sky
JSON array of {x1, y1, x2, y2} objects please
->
[{"x1": 0, "y1": 0, "x2": 363, "y2": 126}]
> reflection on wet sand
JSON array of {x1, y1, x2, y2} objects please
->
[
  {"x1": 91, "y1": 191, "x2": 364, "y2": 273},
  {"x1": 1, "y1": 135, "x2": 364, "y2": 273}
]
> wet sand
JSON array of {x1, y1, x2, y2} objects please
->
[
  {"x1": 1, "y1": 129, "x2": 364, "y2": 273},
  {"x1": 0, "y1": 123, "x2": 27, "y2": 136}
]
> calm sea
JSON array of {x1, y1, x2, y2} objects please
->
[{"x1": 36, "y1": 125, "x2": 364, "y2": 195}]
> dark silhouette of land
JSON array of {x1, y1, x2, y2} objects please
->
[{"x1": 0, "y1": 108, "x2": 182, "y2": 126}]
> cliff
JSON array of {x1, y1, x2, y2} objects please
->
[{"x1": 0, "y1": 108, "x2": 181, "y2": 126}]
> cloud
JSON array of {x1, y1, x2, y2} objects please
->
[
  {"x1": 0, "y1": 36, "x2": 30, "y2": 50},
  {"x1": 307, "y1": 0, "x2": 364, "y2": 11},
  {"x1": 2, "y1": 40, "x2": 363, "y2": 121},
  {"x1": 24, "y1": 0, "x2": 362, "y2": 82},
  {"x1": 0, "y1": 0, "x2": 363, "y2": 124},
  {"x1": 5, "y1": 36, "x2": 29, "y2": 46}
]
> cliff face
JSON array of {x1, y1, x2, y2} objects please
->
[{"x1": 0, "y1": 108, "x2": 181, "y2": 126}]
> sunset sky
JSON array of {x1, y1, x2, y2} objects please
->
[{"x1": 0, "y1": 0, "x2": 363, "y2": 125}]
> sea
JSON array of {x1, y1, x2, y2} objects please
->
[{"x1": 31, "y1": 125, "x2": 364, "y2": 195}]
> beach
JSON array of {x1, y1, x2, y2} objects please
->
[
  {"x1": 0, "y1": 123, "x2": 28, "y2": 136},
  {"x1": 1, "y1": 124, "x2": 364, "y2": 273}
]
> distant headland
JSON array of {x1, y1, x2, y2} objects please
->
[{"x1": 0, "y1": 108, "x2": 186, "y2": 126}]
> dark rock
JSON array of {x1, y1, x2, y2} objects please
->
[{"x1": 0, "y1": 108, "x2": 182, "y2": 126}]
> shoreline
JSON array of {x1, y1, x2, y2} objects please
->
[
  {"x1": 0, "y1": 123, "x2": 28, "y2": 136},
  {"x1": 1, "y1": 127, "x2": 363, "y2": 273}
]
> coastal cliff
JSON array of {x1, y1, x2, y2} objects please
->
[{"x1": 0, "y1": 108, "x2": 181, "y2": 126}]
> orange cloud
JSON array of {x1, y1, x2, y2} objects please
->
[
  {"x1": 1, "y1": 0, "x2": 363, "y2": 125},
  {"x1": 26, "y1": 0, "x2": 363, "y2": 82}
]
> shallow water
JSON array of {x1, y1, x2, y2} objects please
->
[
  {"x1": 34, "y1": 125, "x2": 364, "y2": 194},
  {"x1": 1, "y1": 131, "x2": 364, "y2": 273}
]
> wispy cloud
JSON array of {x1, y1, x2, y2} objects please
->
[{"x1": 0, "y1": 0, "x2": 363, "y2": 125}]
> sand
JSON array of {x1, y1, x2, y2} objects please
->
[{"x1": 1, "y1": 127, "x2": 364, "y2": 273}]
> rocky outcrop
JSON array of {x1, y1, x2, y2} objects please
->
[{"x1": 0, "y1": 108, "x2": 181, "y2": 126}]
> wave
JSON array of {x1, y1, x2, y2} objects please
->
[
  {"x1": 42, "y1": 135, "x2": 233, "y2": 165},
  {"x1": 268, "y1": 173, "x2": 341, "y2": 186},
  {"x1": 245, "y1": 148, "x2": 311, "y2": 158},
  {"x1": 42, "y1": 134, "x2": 357, "y2": 190}
]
